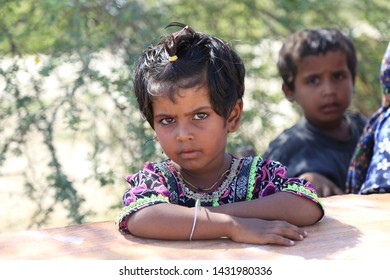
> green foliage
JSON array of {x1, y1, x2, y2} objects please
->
[
  {"x1": 0, "y1": 0, "x2": 389, "y2": 228},
  {"x1": 0, "y1": 0, "x2": 169, "y2": 227}
]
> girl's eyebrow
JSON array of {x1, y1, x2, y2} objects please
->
[
  {"x1": 189, "y1": 105, "x2": 212, "y2": 113},
  {"x1": 154, "y1": 112, "x2": 171, "y2": 119},
  {"x1": 183, "y1": 105, "x2": 213, "y2": 118},
  {"x1": 154, "y1": 105, "x2": 212, "y2": 118}
]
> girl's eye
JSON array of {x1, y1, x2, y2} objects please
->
[
  {"x1": 194, "y1": 112, "x2": 208, "y2": 120},
  {"x1": 160, "y1": 118, "x2": 175, "y2": 125}
]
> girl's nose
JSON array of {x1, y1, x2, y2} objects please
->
[{"x1": 176, "y1": 124, "x2": 194, "y2": 141}]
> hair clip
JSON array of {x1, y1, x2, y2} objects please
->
[
  {"x1": 169, "y1": 55, "x2": 178, "y2": 62},
  {"x1": 173, "y1": 26, "x2": 189, "y2": 39}
]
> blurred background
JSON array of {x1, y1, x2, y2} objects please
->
[{"x1": 1, "y1": 0, "x2": 389, "y2": 233}]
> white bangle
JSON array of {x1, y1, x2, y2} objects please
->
[{"x1": 189, "y1": 199, "x2": 200, "y2": 241}]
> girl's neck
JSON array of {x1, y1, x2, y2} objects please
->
[{"x1": 173, "y1": 154, "x2": 232, "y2": 192}]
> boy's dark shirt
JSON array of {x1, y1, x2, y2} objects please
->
[{"x1": 262, "y1": 111, "x2": 367, "y2": 191}]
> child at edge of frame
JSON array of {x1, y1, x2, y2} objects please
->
[
  {"x1": 115, "y1": 22, "x2": 324, "y2": 246},
  {"x1": 347, "y1": 41, "x2": 390, "y2": 194},
  {"x1": 262, "y1": 27, "x2": 367, "y2": 197}
]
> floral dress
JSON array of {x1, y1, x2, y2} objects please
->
[
  {"x1": 116, "y1": 156, "x2": 324, "y2": 233},
  {"x1": 346, "y1": 42, "x2": 390, "y2": 194}
]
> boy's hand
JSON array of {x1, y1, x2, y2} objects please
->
[{"x1": 299, "y1": 172, "x2": 344, "y2": 197}]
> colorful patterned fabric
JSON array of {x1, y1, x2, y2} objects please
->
[
  {"x1": 346, "y1": 42, "x2": 390, "y2": 194},
  {"x1": 115, "y1": 156, "x2": 324, "y2": 233}
]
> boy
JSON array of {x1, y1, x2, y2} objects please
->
[{"x1": 263, "y1": 28, "x2": 366, "y2": 197}]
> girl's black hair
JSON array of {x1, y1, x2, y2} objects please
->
[{"x1": 133, "y1": 22, "x2": 245, "y2": 128}]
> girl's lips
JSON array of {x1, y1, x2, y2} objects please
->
[{"x1": 179, "y1": 150, "x2": 199, "y2": 159}]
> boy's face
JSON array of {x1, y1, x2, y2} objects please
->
[
  {"x1": 151, "y1": 85, "x2": 242, "y2": 173},
  {"x1": 283, "y1": 50, "x2": 354, "y2": 129}
]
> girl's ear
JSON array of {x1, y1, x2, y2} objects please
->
[
  {"x1": 227, "y1": 99, "x2": 243, "y2": 133},
  {"x1": 282, "y1": 83, "x2": 295, "y2": 102}
]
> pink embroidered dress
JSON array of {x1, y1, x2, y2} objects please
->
[{"x1": 116, "y1": 156, "x2": 324, "y2": 233}]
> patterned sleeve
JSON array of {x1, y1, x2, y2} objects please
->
[
  {"x1": 346, "y1": 42, "x2": 390, "y2": 193},
  {"x1": 380, "y1": 42, "x2": 390, "y2": 107},
  {"x1": 253, "y1": 158, "x2": 324, "y2": 219},
  {"x1": 115, "y1": 162, "x2": 171, "y2": 233}
]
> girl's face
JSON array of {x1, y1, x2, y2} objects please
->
[
  {"x1": 284, "y1": 50, "x2": 354, "y2": 129},
  {"x1": 152, "y1": 85, "x2": 242, "y2": 174}
]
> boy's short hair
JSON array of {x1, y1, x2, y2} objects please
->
[
  {"x1": 278, "y1": 28, "x2": 357, "y2": 90},
  {"x1": 133, "y1": 22, "x2": 245, "y2": 128}
]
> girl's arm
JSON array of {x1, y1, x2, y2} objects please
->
[
  {"x1": 126, "y1": 199, "x2": 309, "y2": 246},
  {"x1": 206, "y1": 191, "x2": 323, "y2": 226}
]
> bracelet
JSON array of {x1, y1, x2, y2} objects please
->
[{"x1": 189, "y1": 199, "x2": 200, "y2": 241}]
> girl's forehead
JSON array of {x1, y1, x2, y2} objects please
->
[
  {"x1": 152, "y1": 85, "x2": 210, "y2": 103},
  {"x1": 151, "y1": 86, "x2": 211, "y2": 112}
]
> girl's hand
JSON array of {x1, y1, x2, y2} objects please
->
[{"x1": 228, "y1": 217, "x2": 307, "y2": 246}]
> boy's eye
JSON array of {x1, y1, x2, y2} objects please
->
[
  {"x1": 307, "y1": 76, "x2": 319, "y2": 85},
  {"x1": 160, "y1": 117, "x2": 175, "y2": 125},
  {"x1": 333, "y1": 72, "x2": 346, "y2": 81},
  {"x1": 194, "y1": 112, "x2": 208, "y2": 120}
]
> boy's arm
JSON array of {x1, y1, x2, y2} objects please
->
[{"x1": 299, "y1": 172, "x2": 344, "y2": 197}]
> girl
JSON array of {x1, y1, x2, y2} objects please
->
[{"x1": 116, "y1": 22, "x2": 324, "y2": 246}]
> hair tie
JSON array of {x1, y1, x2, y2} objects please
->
[{"x1": 169, "y1": 55, "x2": 178, "y2": 62}]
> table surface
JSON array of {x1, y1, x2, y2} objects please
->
[{"x1": 1, "y1": 194, "x2": 389, "y2": 260}]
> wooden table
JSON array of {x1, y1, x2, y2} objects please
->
[{"x1": 1, "y1": 194, "x2": 389, "y2": 260}]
